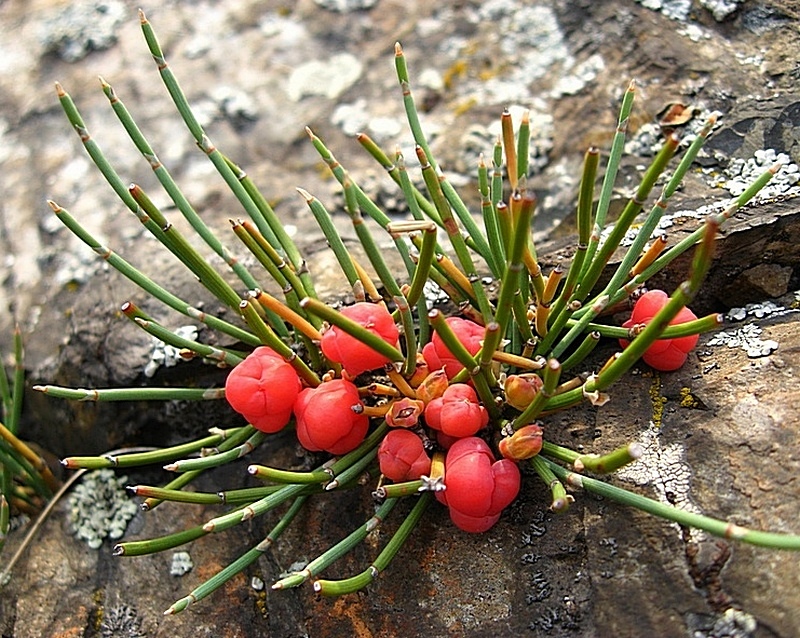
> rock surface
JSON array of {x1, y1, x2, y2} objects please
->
[{"x1": 1, "y1": 1, "x2": 799, "y2": 637}]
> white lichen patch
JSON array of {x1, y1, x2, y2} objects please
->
[
  {"x1": 635, "y1": 0, "x2": 692, "y2": 21},
  {"x1": 704, "y1": 297, "x2": 800, "y2": 358},
  {"x1": 144, "y1": 325, "x2": 198, "y2": 378},
  {"x1": 726, "y1": 300, "x2": 788, "y2": 321},
  {"x1": 607, "y1": 149, "x2": 799, "y2": 248},
  {"x1": 625, "y1": 107, "x2": 721, "y2": 158},
  {"x1": 616, "y1": 422, "x2": 705, "y2": 542},
  {"x1": 724, "y1": 149, "x2": 799, "y2": 198},
  {"x1": 69, "y1": 468, "x2": 138, "y2": 549},
  {"x1": 170, "y1": 551, "x2": 194, "y2": 576},
  {"x1": 286, "y1": 53, "x2": 363, "y2": 101},
  {"x1": 693, "y1": 607, "x2": 757, "y2": 638},
  {"x1": 706, "y1": 323, "x2": 779, "y2": 358}
]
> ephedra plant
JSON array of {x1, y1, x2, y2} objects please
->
[{"x1": 31, "y1": 10, "x2": 800, "y2": 613}]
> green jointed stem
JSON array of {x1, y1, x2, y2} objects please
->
[
  {"x1": 100, "y1": 78, "x2": 262, "y2": 294},
  {"x1": 128, "y1": 185, "x2": 249, "y2": 313},
  {"x1": 559, "y1": 330, "x2": 601, "y2": 373},
  {"x1": 375, "y1": 479, "x2": 425, "y2": 498},
  {"x1": 236, "y1": 219, "x2": 312, "y2": 305},
  {"x1": 393, "y1": 45, "x2": 497, "y2": 274},
  {"x1": 547, "y1": 148, "x2": 598, "y2": 326},
  {"x1": 164, "y1": 431, "x2": 267, "y2": 473},
  {"x1": 574, "y1": 442, "x2": 644, "y2": 474},
  {"x1": 479, "y1": 156, "x2": 506, "y2": 272},
  {"x1": 357, "y1": 134, "x2": 443, "y2": 227},
  {"x1": 128, "y1": 485, "x2": 225, "y2": 505},
  {"x1": 297, "y1": 188, "x2": 360, "y2": 288},
  {"x1": 325, "y1": 445, "x2": 378, "y2": 491},
  {"x1": 530, "y1": 455, "x2": 572, "y2": 512},
  {"x1": 61, "y1": 430, "x2": 235, "y2": 470},
  {"x1": 579, "y1": 117, "x2": 717, "y2": 321},
  {"x1": 129, "y1": 316, "x2": 243, "y2": 368},
  {"x1": 516, "y1": 109, "x2": 531, "y2": 182},
  {"x1": 202, "y1": 482, "x2": 309, "y2": 534},
  {"x1": 56, "y1": 83, "x2": 138, "y2": 211},
  {"x1": 614, "y1": 164, "x2": 779, "y2": 307},
  {"x1": 574, "y1": 313, "x2": 723, "y2": 341},
  {"x1": 582, "y1": 80, "x2": 636, "y2": 275},
  {"x1": 165, "y1": 496, "x2": 309, "y2": 614},
  {"x1": 115, "y1": 520, "x2": 210, "y2": 557},
  {"x1": 313, "y1": 492, "x2": 433, "y2": 595},
  {"x1": 493, "y1": 193, "x2": 535, "y2": 339},
  {"x1": 544, "y1": 459, "x2": 800, "y2": 549},
  {"x1": 248, "y1": 464, "x2": 332, "y2": 485},
  {"x1": 574, "y1": 133, "x2": 679, "y2": 306},
  {"x1": 49, "y1": 202, "x2": 260, "y2": 346},
  {"x1": 33, "y1": 385, "x2": 225, "y2": 402},
  {"x1": 273, "y1": 498, "x2": 398, "y2": 590},
  {"x1": 222, "y1": 154, "x2": 312, "y2": 289},
  {"x1": 416, "y1": 146, "x2": 494, "y2": 320},
  {"x1": 139, "y1": 10, "x2": 281, "y2": 247},
  {"x1": 306, "y1": 129, "x2": 417, "y2": 277},
  {"x1": 540, "y1": 440, "x2": 581, "y2": 465},
  {"x1": 0, "y1": 495, "x2": 9, "y2": 553}
]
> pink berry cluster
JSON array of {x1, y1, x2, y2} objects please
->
[
  {"x1": 225, "y1": 293, "x2": 700, "y2": 535},
  {"x1": 224, "y1": 308, "x2": 526, "y2": 534}
]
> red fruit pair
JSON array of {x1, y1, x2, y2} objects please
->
[
  {"x1": 424, "y1": 383, "x2": 488, "y2": 438},
  {"x1": 422, "y1": 317, "x2": 483, "y2": 379},
  {"x1": 377, "y1": 429, "x2": 431, "y2": 482},
  {"x1": 294, "y1": 378, "x2": 369, "y2": 455},
  {"x1": 224, "y1": 346, "x2": 301, "y2": 433},
  {"x1": 321, "y1": 302, "x2": 399, "y2": 377},
  {"x1": 619, "y1": 290, "x2": 698, "y2": 372},
  {"x1": 436, "y1": 437, "x2": 520, "y2": 533}
]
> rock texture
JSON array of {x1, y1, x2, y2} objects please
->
[{"x1": 1, "y1": 1, "x2": 799, "y2": 637}]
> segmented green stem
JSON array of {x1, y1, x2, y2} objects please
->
[
  {"x1": 530, "y1": 455, "x2": 572, "y2": 512},
  {"x1": 300, "y1": 297, "x2": 405, "y2": 365},
  {"x1": 313, "y1": 492, "x2": 432, "y2": 595},
  {"x1": 272, "y1": 498, "x2": 398, "y2": 590},
  {"x1": 139, "y1": 10, "x2": 281, "y2": 247},
  {"x1": 165, "y1": 496, "x2": 308, "y2": 614},
  {"x1": 61, "y1": 429, "x2": 236, "y2": 470},
  {"x1": 164, "y1": 431, "x2": 266, "y2": 472},
  {"x1": 100, "y1": 77, "x2": 262, "y2": 293},
  {"x1": 545, "y1": 459, "x2": 800, "y2": 549},
  {"x1": 49, "y1": 201, "x2": 260, "y2": 346},
  {"x1": 581, "y1": 80, "x2": 636, "y2": 274}
]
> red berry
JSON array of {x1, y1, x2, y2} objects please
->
[
  {"x1": 436, "y1": 437, "x2": 520, "y2": 533},
  {"x1": 224, "y1": 346, "x2": 301, "y2": 433},
  {"x1": 619, "y1": 290, "x2": 699, "y2": 372},
  {"x1": 378, "y1": 429, "x2": 431, "y2": 481},
  {"x1": 422, "y1": 317, "x2": 483, "y2": 379},
  {"x1": 424, "y1": 383, "x2": 489, "y2": 438},
  {"x1": 320, "y1": 302, "x2": 399, "y2": 376},
  {"x1": 293, "y1": 378, "x2": 369, "y2": 455}
]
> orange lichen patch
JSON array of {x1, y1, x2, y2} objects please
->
[{"x1": 332, "y1": 596, "x2": 374, "y2": 638}]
